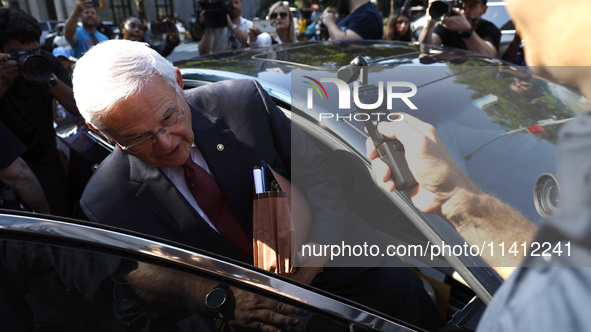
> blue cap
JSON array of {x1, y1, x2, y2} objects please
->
[{"x1": 52, "y1": 47, "x2": 77, "y2": 62}]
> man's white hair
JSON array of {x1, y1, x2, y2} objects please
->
[{"x1": 72, "y1": 39, "x2": 179, "y2": 131}]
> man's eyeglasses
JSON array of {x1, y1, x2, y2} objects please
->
[
  {"x1": 270, "y1": 12, "x2": 288, "y2": 19},
  {"x1": 116, "y1": 106, "x2": 184, "y2": 153}
]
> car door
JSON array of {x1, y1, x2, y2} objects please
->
[{"x1": 0, "y1": 211, "x2": 418, "y2": 331}]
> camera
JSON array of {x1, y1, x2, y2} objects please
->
[
  {"x1": 5, "y1": 49, "x2": 52, "y2": 84},
  {"x1": 151, "y1": 21, "x2": 176, "y2": 35},
  {"x1": 429, "y1": 0, "x2": 464, "y2": 21},
  {"x1": 198, "y1": 0, "x2": 233, "y2": 29}
]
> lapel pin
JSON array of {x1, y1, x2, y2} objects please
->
[{"x1": 216, "y1": 144, "x2": 224, "y2": 151}]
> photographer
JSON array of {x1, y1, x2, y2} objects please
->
[
  {"x1": 418, "y1": 0, "x2": 500, "y2": 57},
  {"x1": 121, "y1": 17, "x2": 180, "y2": 58},
  {"x1": 198, "y1": 0, "x2": 252, "y2": 55},
  {"x1": 0, "y1": 6, "x2": 80, "y2": 217}
]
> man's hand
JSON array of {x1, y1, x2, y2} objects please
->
[
  {"x1": 320, "y1": 12, "x2": 335, "y2": 25},
  {"x1": 226, "y1": 13, "x2": 234, "y2": 29},
  {"x1": 163, "y1": 19, "x2": 180, "y2": 43},
  {"x1": 231, "y1": 288, "x2": 303, "y2": 332},
  {"x1": 0, "y1": 53, "x2": 19, "y2": 93},
  {"x1": 441, "y1": 8, "x2": 472, "y2": 32},
  {"x1": 287, "y1": 243, "x2": 330, "y2": 285},
  {"x1": 365, "y1": 113, "x2": 479, "y2": 215},
  {"x1": 75, "y1": 0, "x2": 93, "y2": 15},
  {"x1": 248, "y1": 19, "x2": 262, "y2": 43}
]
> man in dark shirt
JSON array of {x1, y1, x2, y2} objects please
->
[
  {"x1": 0, "y1": 6, "x2": 79, "y2": 216},
  {"x1": 419, "y1": 0, "x2": 500, "y2": 57},
  {"x1": 321, "y1": 0, "x2": 383, "y2": 40}
]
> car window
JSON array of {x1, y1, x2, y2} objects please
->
[
  {"x1": 0, "y1": 239, "x2": 397, "y2": 331},
  {"x1": 0, "y1": 214, "x2": 413, "y2": 332}
]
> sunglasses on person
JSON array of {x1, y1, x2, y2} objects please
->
[{"x1": 270, "y1": 12, "x2": 288, "y2": 19}]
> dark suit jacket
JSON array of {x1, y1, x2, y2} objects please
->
[{"x1": 81, "y1": 79, "x2": 342, "y2": 263}]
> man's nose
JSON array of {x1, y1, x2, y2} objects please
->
[{"x1": 152, "y1": 130, "x2": 174, "y2": 149}]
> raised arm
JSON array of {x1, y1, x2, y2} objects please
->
[
  {"x1": 65, "y1": 0, "x2": 90, "y2": 44},
  {"x1": 367, "y1": 114, "x2": 536, "y2": 279}
]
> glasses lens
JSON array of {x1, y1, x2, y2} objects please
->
[
  {"x1": 271, "y1": 12, "x2": 288, "y2": 19},
  {"x1": 120, "y1": 107, "x2": 184, "y2": 153}
]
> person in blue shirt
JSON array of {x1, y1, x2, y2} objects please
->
[
  {"x1": 320, "y1": 0, "x2": 383, "y2": 40},
  {"x1": 64, "y1": 0, "x2": 108, "y2": 59}
]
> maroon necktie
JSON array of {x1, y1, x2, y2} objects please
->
[{"x1": 183, "y1": 157, "x2": 252, "y2": 256}]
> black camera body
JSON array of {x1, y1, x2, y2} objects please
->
[
  {"x1": 151, "y1": 21, "x2": 176, "y2": 35},
  {"x1": 429, "y1": 0, "x2": 464, "y2": 21},
  {"x1": 6, "y1": 49, "x2": 52, "y2": 84},
  {"x1": 198, "y1": 0, "x2": 233, "y2": 29}
]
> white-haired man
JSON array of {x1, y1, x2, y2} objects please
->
[
  {"x1": 369, "y1": 0, "x2": 591, "y2": 330},
  {"x1": 74, "y1": 39, "x2": 443, "y2": 330}
]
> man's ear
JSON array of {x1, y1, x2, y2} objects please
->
[
  {"x1": 175, "y1": 67, "x2": 184, "y2": 91},
  {"x1": 87, "y1": 122, "x2": 114, "y2": 144},
  {"x1": 481, "y1": 5, "x2": 488, "y2": 16}
]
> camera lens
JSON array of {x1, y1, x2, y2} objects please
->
[
  {"x1": 429, "y1": 1, "x2": 450, "y2": 21},
  {"x1": 534, "y1": 173, "x2": 560, "y2": 218},
  {"x1": 18, "y1": 54, "x2": 52, "y2": 84}
]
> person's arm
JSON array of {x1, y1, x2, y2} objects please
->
[
  {"x1": 229, "y1": 16, "x2": 250, "y2": 47},
  {"x1": 501, "y1": 33, "x2": 523, "y2": 64},
  {"x1": 0, "y1": 53, "x2": 19, "y2": 99},
  {"x1": 461, "y1": 29, "x2": 498, "y2": 57},
  {"x1": 0, "y1": 157, "x2": 50, "y2": 214},
  {"x1": 198, "y1": 28, "x2": 213, "y2": 55},
  {"x1": 418, "y1": 19, "x2": 442, "y2": 45},
  {"x1": 418, "y1": 1, "x2": 442, "y2": 46},
  {"x1": 440, "y1": 9, "x2": 497, "y2": 57},
  {"x1": 46, "y1": 77, "x2": 80, "y2": 117},
  {"x1": 151, "y1": 26, "x2": 180, "y2": 58},
  {"x1": 367, "y1": 114, "x2": 536, "y2": 280},
  {"x1": 65, "y1": 0, "x2": 90, "y2": 44},
  {"x1": 321, "y1": 13, "x2": 362, "y2": 40}
]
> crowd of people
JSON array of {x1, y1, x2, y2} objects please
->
[
  {"x1": 3, "y1": 0, "x2": 591, "y2": 330},
  {"x1": 195, "y1": 0, "x2": 515, "y2": 68}
]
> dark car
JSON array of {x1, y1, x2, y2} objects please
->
[{"x1": 1, "y1": 40, "x2": 587, "y2": 331}]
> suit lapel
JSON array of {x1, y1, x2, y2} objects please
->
[{"x1": 127, "y1": 154, "x2": 203, "y2": 233}]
